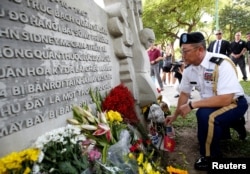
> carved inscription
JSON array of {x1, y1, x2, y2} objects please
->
[{"x1": 0, "y1": 0, "x2": 112, "y2": 137}]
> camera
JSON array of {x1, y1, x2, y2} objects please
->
[{"x1": 171, "y1": 61, "x2": 183, "y2": 72}]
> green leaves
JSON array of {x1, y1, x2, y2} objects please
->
[{"x1": 142, "y1": 0, "x2": 214, "y2": 43}]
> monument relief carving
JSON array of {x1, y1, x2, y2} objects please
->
[
  {"x1": 0, "y1": 0, "x2": 158, "y2": 157},
  {"x1": 0, "y1": 0, "x2": 116, "y2": 156}
]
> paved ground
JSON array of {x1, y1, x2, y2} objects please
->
[{"x1": 158, "y1": 65, "x2": 250, "y2": 131}]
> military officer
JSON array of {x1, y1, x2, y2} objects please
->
[{"x1": 165, "y1": 32, "x2": 248, "y2": 171}]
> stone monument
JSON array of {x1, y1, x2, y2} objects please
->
[{"x1": 0, "y1": 0, "x2": 158, "y2": 157}]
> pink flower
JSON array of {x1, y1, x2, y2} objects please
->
[
  {"x1": 92, "y1": 123, "x2": 112, "y2": 142},
  {"x1": 88, "y1": 148, "x2": 101, "y2": 161}
]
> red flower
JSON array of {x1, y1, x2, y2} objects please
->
[{"x1": 102, "y1": 83, "x2": 139, "y2": 124}]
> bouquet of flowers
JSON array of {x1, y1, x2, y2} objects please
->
[
  {"x1": 101, "y1": 83, "x2": 139, "y2": 124},
  {"x1": 0, "y1": 83, "x2": 189, "y2": 174},
  {"x1": 32, "y1": 124, "x2": 89, "y2": 174},
  {"x1": 0, "y1": 148, "x2": 40, "y2": 174}
]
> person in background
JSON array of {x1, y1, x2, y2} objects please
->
[
  {"x1": 171, "y1": 60, "x2": 185, "y2": 98},
  {"x1": 162, "y1": 44, "x2": 174, "y2": 86},
  {"x1": 246, "y1": 32, "x2": 250, "y2": 73},
  {"x1": 147, "y1": 43, "x2": 164, "y2": 91},
  {"x1": 207, "y1": 30, "x2": 231, "y2": 56},
  {"x1": 157, "y1": 44, "x2": 165, "y2": 74},
  {"x1": 165, "y1": 32, "x2": 248, "y2": 171},
  {"x1": 230, "y1": 32, "x2": 248, "y2": 81}
]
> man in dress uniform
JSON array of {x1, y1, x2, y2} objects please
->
[{"x1": 165, "y1": 32, "x2": 248, "y2": 171}]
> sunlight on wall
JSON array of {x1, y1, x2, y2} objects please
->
[{"x1": 93, "y1": 0, "x2": 104, "y2": 8}]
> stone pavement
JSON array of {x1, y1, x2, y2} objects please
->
[{"x1": 158, "y1": 64, "x2": 250, "y2": 131}]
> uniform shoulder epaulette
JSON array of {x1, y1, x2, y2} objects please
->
[
  {"x1": 209, "y1": 57, "x2": 224, "y2": 65},
  {"x1": 185, "y1": 64, "x2": 191, "y2": 69}
]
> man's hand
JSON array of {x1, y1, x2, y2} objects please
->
[
  {"x1": 150, "y1": 60, "x2": 156, "y2": 64},
  {"x1": 165, "y1": 115, "x2": 177, "y2": 125},
  {"x1": 179, "y1": 103, "x2": 192, "y2": 117}
]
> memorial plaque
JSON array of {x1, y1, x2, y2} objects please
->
[{"x1": 0, "y1": 0, "x2": 117, "y2": 156}]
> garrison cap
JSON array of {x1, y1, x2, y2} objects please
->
[{"x1": 180, "y1": 32, "x2": 205, "y2": 47}]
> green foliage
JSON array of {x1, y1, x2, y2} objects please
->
[
  {"x1": 220, "y1": 131, "x2": 250, "y2": 158},
  {"x1": 240, "y1": 81, "x2": 250, "y2": 95},
  {"x1": 169, "y1": 107, "x2": 197, "y2": 129},
  {"x1": 142, "y1": 0, "x2": 250, "y2": 46},
  {"x1": 58, "y1": 162, "x2": 79, "y2": 174},
  {"x1": 142, "y1": 0, "x2": 214, "y2": 43},
  {"x1": 40, "y1": 140, "x2": 89, "y2": 174},
  {"x1": 219, "y1": 3, "x2": 250, "y2": 40}
]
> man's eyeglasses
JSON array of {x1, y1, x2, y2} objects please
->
[
  {"x1": 215, "y1": 33, "x2": 222, "y2": 35},
  {"x1": 180, "y1": 47, "x2": 199, "y2": 54}
]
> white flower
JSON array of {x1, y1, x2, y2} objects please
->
[
  {"x1": 61, "y1": 148, "x2": 67, "y2": 154},
  {"x1": 37, "y1": 151, "x2": 44, "y2": 163},
  {"x1": 32, "y1": 164, "x2": 40, "y2": 174},
  {"x1": 49, "y1": 168, "x2": 55, "y2": 173}
]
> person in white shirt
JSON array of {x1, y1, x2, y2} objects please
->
[{"x1": 166, "y1": 32, "x2": 248, "y2": 171}]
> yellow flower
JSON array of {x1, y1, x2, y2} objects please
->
[
  {"x1": 143, "y1": 160, "x2": 153, "y2": 173},
  {"x1": 29, "y1": 149, "x2": 40, "y2": 162},
  {"x1": 167, "y1": 165, "x2": 189, "y2": 174},
  {"x1": 106, "y1": 110, "x2": 123, "y2": 123},
  {"x1": 2, "y1": 152, "x2": 22, "y2": 170},
  {"x1": 0, "y1": 148, "x2": 40, "y2": 173},
  {"x1": 24, "y1": 167, "x2": 31, "y2": 174},
  {"x1": 138, "y1": 166, "x2": 144, "y2": 174},
  {"x1": 0, "y1": 161, "x2": 7, "y2": 173},
  {"x1": 137, "y1": 152, "x2": 144, "y2": 165},
  {"x1": 128, "y1": 152, "x2": 135, "y2": 159}
]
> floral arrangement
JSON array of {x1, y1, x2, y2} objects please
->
[
  {"x1": 68, "y1": 104, "x2": 128, "y2": 163},
  {"x1": 101, "y1": 83, "x2": 139, "y2": 124},
  {"x1": 167, "y1": 166, "x2": 189, "y2": 174},
  {"x1": 0, "y1": 83, "x2": 189, "y2": 174},
  {"x1": 32, "y1": 124, "x2": 89, "y2": 173},
  {"x1": 0, "y1": 148, "x2": 40, "y2": 174}
]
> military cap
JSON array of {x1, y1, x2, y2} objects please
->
[{"x1": 179, "y1": 32, "x2": 205, "y2": 47}]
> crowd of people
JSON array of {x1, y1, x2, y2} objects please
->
[
  {"x1": 147, "y1": 30, "x2": 250, "y2": 93},
  {"x1": 146, "y1": 31, "x2": 250, "y2": 171}
]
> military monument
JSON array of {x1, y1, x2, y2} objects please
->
[{"x1": 0, "y1": 0, "x2": 158, "y2": 156}]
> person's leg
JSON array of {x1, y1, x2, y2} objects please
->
[
  {"x1": 230, "y1": 96, "x2": 248, "y2": 140},
  {"x1": 195, "y1": 97, "x2": 248, "y2": 170},
  {"x1": 196, "y1": 108, "x2": 221, "y2": 158},
  {"x1": 162, "y1": 72, "x2": 166, "y2": 85},
  {"x1": 195, "y1": 107, "x2": 234, "y2": 171},
  {"x1": 154, "y1": 64, "x2": 163, "y2": 89},
  {"x1": 171, "y1": 72, "x2": 176, "y2": 85},
  {"x1": 167, "y1": 71, "x2": 172, "y2": 85},
  {"x1": 150, "y1": 65, "x2": 156, "y2": 84},
  {"x1": 238, "y1": 56, "x2": 247, "y2": 81},
  {"x1": 231, "y1": 57, "x2": 238, "y2": 66},
  {"x1": 162, "y1": 68, "x2": 166, "y2": 85},
  {"x1": 248, "y1": 55, "x2": 250, "y2": 73}
]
